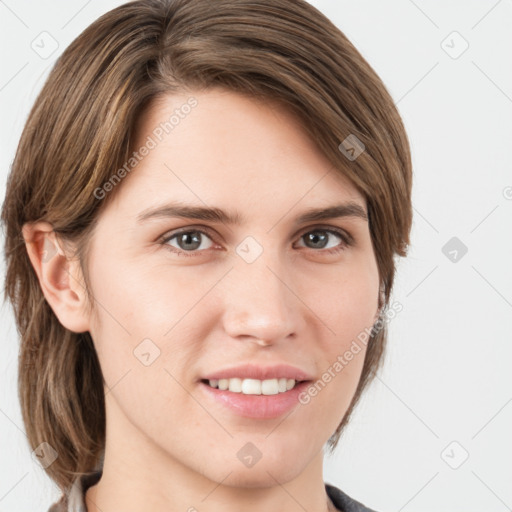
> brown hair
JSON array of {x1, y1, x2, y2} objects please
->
[{"x1": 1, "y1": 0, "x2": 412, "y2": 494}]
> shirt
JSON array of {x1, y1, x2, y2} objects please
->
[{"x1": 47, "y1": 471, "x2": 378, "y2": 512}]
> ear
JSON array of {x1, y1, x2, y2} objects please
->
[{"x1": 22, "y1": 221, "x2": 91, "y2": 333}]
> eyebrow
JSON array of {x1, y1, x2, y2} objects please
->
[{"x1": 136, "y1": 201, "x2": 368, "y2": 225}]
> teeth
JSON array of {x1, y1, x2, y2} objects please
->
[{"x1": 207, "y1": 378, "x2": 297, "y2": 395}]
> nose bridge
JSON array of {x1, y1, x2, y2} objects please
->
[{"x1": 223, "y1": 238, "x2": 300, "y2": 341}]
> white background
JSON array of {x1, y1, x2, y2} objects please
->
[{"x1": 1, "y1": 1, "x2": 511, "y2": 511}]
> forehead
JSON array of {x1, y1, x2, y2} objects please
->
[{"x1": 106, "y1": 88, "x2": 365, "y2": 220}]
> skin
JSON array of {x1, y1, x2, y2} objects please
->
[{"x1": 24, "y1": 88, "x2": 380, "y2": 512}]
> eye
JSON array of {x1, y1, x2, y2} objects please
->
[
  {"x1": 160, "y1": 229, "x2": 215, "y2": 256},
  {"x1": 295, "y1": 227, "x2": 352, "y2": 254},
  {"x1": 159, "y1": 225, "x2": 352, "y2": 258}
]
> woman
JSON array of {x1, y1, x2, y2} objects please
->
[{"x1": 1, "y1": 0, "x2": 412, "y2": 510}]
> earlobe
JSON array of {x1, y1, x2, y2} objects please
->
[{"x1": 22, "y1": 221, "x2": 91, "y2": 333}]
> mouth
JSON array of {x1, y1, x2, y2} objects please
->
[
  {"x1": 198, "y1": 378, "x2": 313, "y2": 419},
  {"x1": 199, "y1": 377, "x2": 310, "y2": 395}
]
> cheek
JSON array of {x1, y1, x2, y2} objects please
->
[
  {"x1": 303, "y1": 259, "x2": 378, "y2": 403},
  {"x1": 89, "y1": 256, "x2": 201, "y2": 336},
  {"x1": 87, "y1": 259, "x2": 212, "y2": 385},
  {"x1": 86, "y1": 261, "x2": 205, "y2": 438},
  {"x1": 307, "y1": 260, "x2": 379, "y2": 343}
]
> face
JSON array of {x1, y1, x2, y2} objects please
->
[{"x1": 82, "y1": 88, "x2": 380, "y2": 487}]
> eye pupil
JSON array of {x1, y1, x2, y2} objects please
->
[
  {"x1": 305, "y1": 231, "x2": 328, "y2": 249},
  {"x1": 178, "y1": 232, "x2": 201, "y2": 250}
]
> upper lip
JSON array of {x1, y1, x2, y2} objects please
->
[{"x1": 200, "y1": 363, "x2": 314, "y2": 382}]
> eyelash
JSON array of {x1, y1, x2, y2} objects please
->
[{"x1": 158, "y1": 225, "x2": 353, "y2": 258}]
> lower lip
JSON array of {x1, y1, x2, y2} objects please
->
[{"x1": 198, "y1": 380, "x2": 311, "y2": 419}]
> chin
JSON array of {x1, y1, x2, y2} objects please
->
[
  {"x1": 204, "y1": 454, "x2": 306, "y2": 489},
  {"x1": 221, "y1": 465, "x2": 300, "y2": 489}
]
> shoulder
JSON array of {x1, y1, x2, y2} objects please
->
[{"x1": 326, "y1": 482, "x2": 380, "y2": 512}]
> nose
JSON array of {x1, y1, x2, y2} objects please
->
[{"x1": 221, "y1": 246, "x2": 304, "y2": 346}]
